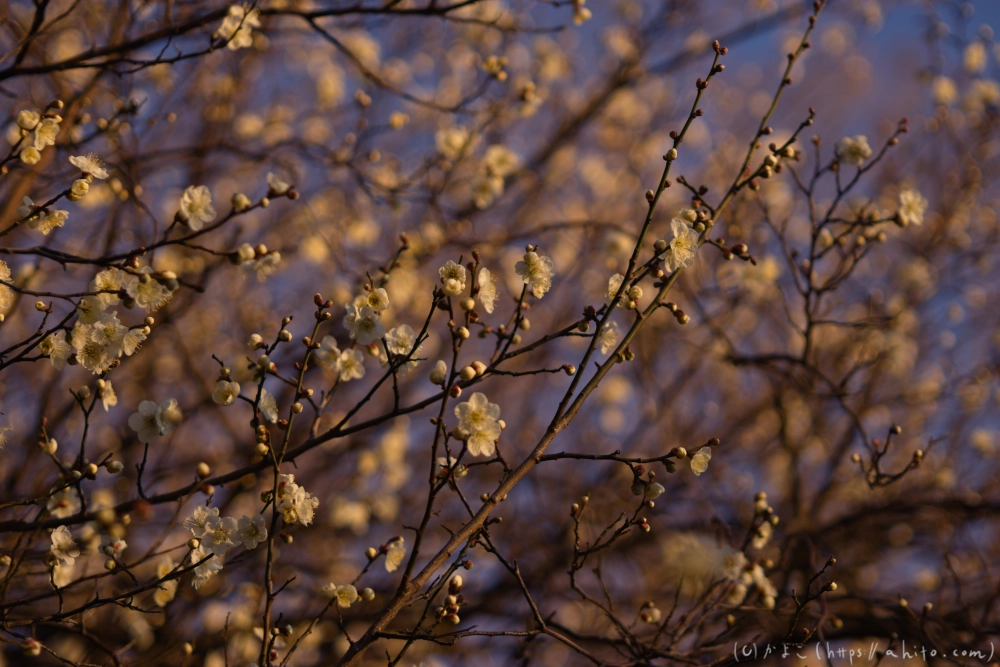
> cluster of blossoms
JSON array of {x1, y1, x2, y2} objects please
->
[
  {"x1": 276, "y1": 474, "x2": 320, "y2": 526},
  {"x1": 128, "y1": 398, "x2": 182, "y2": 443},
  {"x1": 472, "y1": 145, "x2": 520, "y2": 209},
  {"x1": 217, "y1": 3, "x2": 261, "y2": 50},
  {"x1": 183, "y1": 505, "x2": 268, "y2": 589},
  {"x1": 14, "y1": 154, "x2": 109, "y2": 234},
  {"x1": 14, "y1": 104, "x2": 63, "y2": 166},
  {"x1": 721, "y1": 548, "x2": 778, "y2": 609},
  {"x1": 39, "y1": 269, "x2": 158, "y2": 373}
]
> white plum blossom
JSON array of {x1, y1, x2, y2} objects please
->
[
  {"x1": 33, "y1": 116, "x2": 60, "y2": 150},
  {"x1": 455, "y1": 392, "x2": 502, "y2": 457},
  {"x1": 690, "y1": 447, "x2": 712, "y2": 476},
  {"x1": 90, "y1": 268, "x2": 124, "y2": 309},
  {"x1": 323, "y1": 583, "x2": 359, "y2": 608},
  {"x1": 126, "y1": 267, "x2": 172, "y2": 311},
  {"x1": 237, "y1": 514, "x2": 268, "y2": 550},
  {"x1": 515, "y1": 251, "x2": 554, "y2": 298},
  {"x1": 897, "y1": 189, "x2": 927, "y2": 227},
  {"x1": 382, "y1": 324, "x2": 421, "y2": 374},
  {"x1": 385, "y1": 537, "x2": 406, "y2": 572},
  {"x1": 439, "y1": 260, "x2": 467, "y2": 297},
  {"x1": 16, "y1": 110, "x2": 40, "y2": 130},
  {"x1": 344, "y1": 304, "x2": 385, "y2": 345},
  {"x1": 213, "y1": 380, "x2": 241, "y2": 406},
  {"x1": 665, "y1": 218, "x2": 699, "y2": 272},
  {"x1": 314, "y1": 335, "x2": 342, "y2": 371},
  {"x1": 244, "y1": 251, "x2": 281, "y2": 283},
  {"x1": 361, "y1": 287, "x2": 390, "y2": 312},
  {"x1": 100, "y1": 535, "x2": 127, "y2": 559},
  {"x1": 599, "y1": 320, "x2": 619, "y2": 354},
  {"x1": 29, "y1": 209, "x2": 68, "y2": 235},
  {"x1": 39, "y1": 332, "x2": 72, "y2": 370},
  {"x1": 46, "y1": 488, "x2": 81, "y2": 519},
  {"x1": 50, "y1": 526, "x2": 80, "y2": 566},
  {"x1": 69, "y1": 154, "x2": 108, "y2": 179},
  {"x1": 606, "y1": 273, "x2": 625, "y2": 306},
  {"x1": 98, "y1": 379, "x2": 117, "y2": 411},
  {"x1": 836, "y1": 135, "x2": 872, "y2": 166},
  {"x1": 259, "y1": 388, "x2": 279, "y2": 423},
  {"x1": 201, "y1": 515, "x2": 238, "y2": 555},
  {"x1": 477, "y1": 267, "x2": 497, "y2": 313},
  {"x1": 128, "y1": 398, "x2": 182, "y2": 443},
  {"x1": 276, "y1": 474, "x2": 319, "y2": 526},
  {"x1": 191, "y1": 546, "x2": 223, "y2": 589},
  {"x1": 178, "y1": 185, "x2": 216, "y2": 231},
  {"x1": 184, "y1": 506, "x2": 220, "y2": 538}
]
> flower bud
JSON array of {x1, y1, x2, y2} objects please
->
[
  {"x1": 459, "y1": 366, "x2": 476, "y2": 381},
  {"x1": 196, "y1": 462, "x2": 211, "y2": 478},
  {"x1": 232, "y1": 192, "x2": 252, "y2": 211}
]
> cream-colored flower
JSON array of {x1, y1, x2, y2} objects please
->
[
  {"x1": 665, "y1": 218, "x2": 699, "y2": 272},
  {"x1": 126, "y1": 268, "x2": 172, "y2": 311},
  {"x1": 259, "y1": 388, "x2": 279, "y2": 423},
  {"x1": 29, "y1": 210, "x2": 68, "y2": 235},
  {"x1": 98, "y1": 379, "x2": 117, "y2": 411},
  {"x1": 455, "y1": 392, "x2": 502, "y2": 457},
  {"x1": 599, "y1": 320, "x2": 619, "y2": 355},
  {"x1": 128, "y1": 398, "x2": 181, "y2": 443},
  {"x1": 514, "y1": 251, "x2": 554, "y2": 298},
  {"x1": 690, "y1": 447, "x2": 712, "y2": 476},
  {"x1": 50, "y1": 526, "x2": 80, "y2": 566},
  {"x1": 385, "y1": 537, "x2": 406, "y2": 572},
  {"x1": 39, "y1": 332, "x2": 72, "y2": 370},
  {"x1": 178, "y1": 185, "x2": 216, "y2": 231},
  {"x1": 362, "y1": 287, "x2": 390, "y2": 311},
  {"x1": 201, "y1": 515, "x2": 238, "y2": 555},
  {"x1": 343, "y1": 304, "x2": 385, "y2": 345},
  {"x1": 213, "y1": 380, "x2": 241, "y2": 406},
  {"x1": 47, "y1": 488, "x2": 81, "y2": 519},
  {"x1": 439, "y1": 260, "x2": 467, "y2": 297},
  {"x1": 835, "y1": 135, "x2": 872, "y2": 166},
  {"x1": 897, "y1": 189, "x2": 927, "y2": 227},
  {"x1": 237, "y1": 514, "x2": 267, "y2": 549},
  {"x1": 19, "y1": 146, "x2": 40, "y2": 165},
  {"x1": 69, "y1": 154, "x2": 109, "y2": 179},
  {"x1": 16, "y1": 109, "x2": 40, "y2": 130},
  {"x1": 191, "y1": 546, "x2": 223, "y2": 589},
  {"x1": 477, "y1": 267, "x2": 497, "y2": 313},
  {"x1": 323, "y1": 583, "x2": 359, "y2": 608},
  {"x1": 33, "y1": 117, "x2": 60, "y2": 150},
  {"x1": 183, "y1": 506, "x2": 220, "y2": 538}
]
